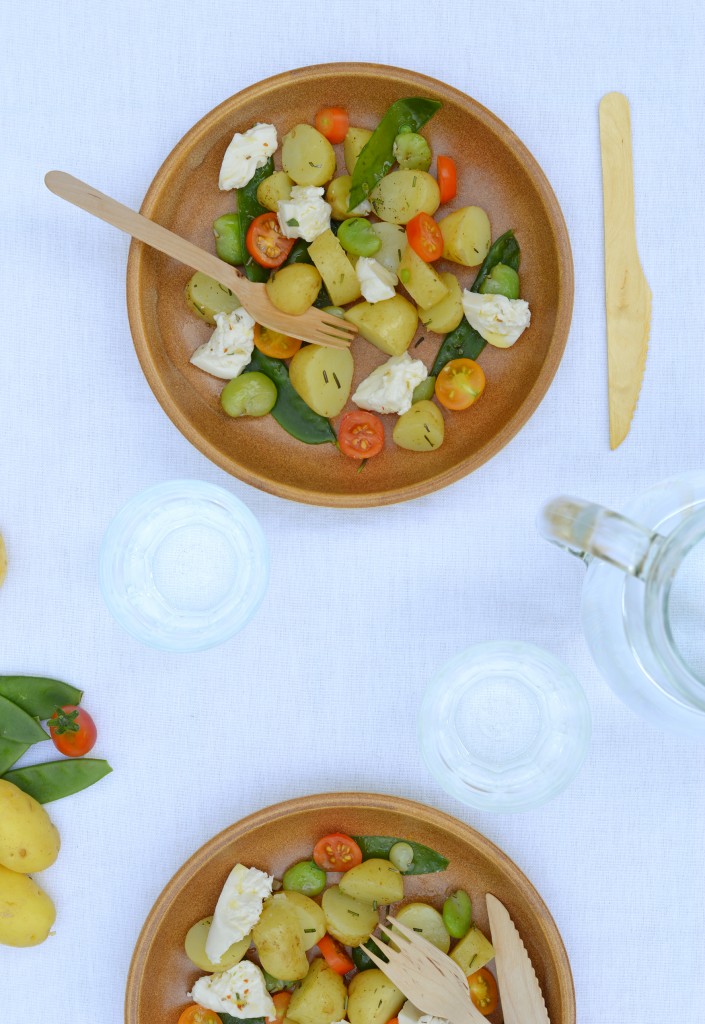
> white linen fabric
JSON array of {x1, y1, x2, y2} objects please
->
[{"x1": 1, "y1": 1, "x2": 705, "y2": 1021}]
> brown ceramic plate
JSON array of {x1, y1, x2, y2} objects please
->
[
  {"x1": 127, "y1": 64, "x2": 573, "y2": 507},
  {"x1": 125, "y1": 793, "x2": 575, "y2": 1024}
]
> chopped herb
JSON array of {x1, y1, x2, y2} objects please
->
[
  {"x1": 425, "y1": 434, "x2": 434, "y2": 446},
  {"x1": 357, "y1": 459, "x2": 368, "y2": 473},
  {"x1": 304, "y1": 928, "x2": 316, "y2": 934},
  {"x1": 323, "y1": 369, "x2": 329, "y2": 383},
  {"x1": 424, "y1": 423, "x2": 430, "y2": 432},
  {"x1": 467, "y1": 954, "x2": 477, "y2": 971},
  {"x1": 348, "y1": 909, "x2": 360, "y2": 917},
  {"x1": 287, "y1": 218, "x2": 300, "y2": 227},
  {"x1": 309, "y1": 161, "x2": 322, "y2": 168},
  {"x1": 412, "y1": 176, "x2": 417, "y2": 187},
  {"x1": 397, "y1": 249, "x2": 402, "y2": 260},
  {"x1": 332, "y1": 372, "x2": 341, "y2": 389},
  {"x1": 414, "y1": 335, "x2": 425, "y2": 348},
  {"x1": 378, "y1": 1000, "x2": 383, "y2": 1010},
  {"x1": 372, "y1": 899, "x2": 378, "y2": 910}
]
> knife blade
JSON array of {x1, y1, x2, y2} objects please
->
[
  {"x1": 486, "y1": 893, "x2": 550, "y2": 1024},
  {"x1": 598, "y1": 92, "x2": 651, "y2": 449}
]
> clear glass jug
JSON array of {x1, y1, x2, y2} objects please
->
[{"x1": 538, "y1": 472, "x2": 705, "y2": 737}]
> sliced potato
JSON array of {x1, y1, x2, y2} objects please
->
[
  {"x1": 322, "y1": 885, "x2": 379, "y2": 945},
  {"x1": 371, "y1": 222, "x2": 406, "y2": 275},
  {"x1": 257, "y1": 170, "x2": 293, "y2": 212},
  {"x1": 289, "y1": 344, "x2": 354, "y2": 418},
  {"x1": 338, "y1": 858, "x2": 404, "y2": 906},
  {"x1": 325, "y1": 175, "x2": 370, "y2": 219},
  {"x1": 438, "y1": 206, "x2": 491, "y2": 267},
  {"x1": 185, "y1": 271, "x2": 241, "y2": 325},
  {"x1": 394, "y1": 902, "x2": 450, "y2": 953},
  {"x1": 347, "y1": 969, "x2": 405, "y2": 1024},
  {"x1": 417, "y1": 272, "x2": 464, "y2": 333},
  {"x1": 371, "y1": 170, "x2": 440, "y2": 225},
  {"x1": 272, "y1": 891, "x2": 326, "y2": 950},
  {"x1": 253, "y1": 898, "x2": 310, "y2": 981},
  {"x1": 393, "y1": 400, "x2": 445, "y2": 452},
  {"x1": 287, "y1": 958, "x2": 347, "y2": 1024},
  {"x1": 307, "y1": 229, "x2": 362, "y2": 306},
  {"x1": 344, "y1": 127, "x2": 373, "y2": 174},
  {"x1": 344, "y1": 295, "x2": 418, "y2": 356},
  {"x1": 184, "y1": 916, "x2": 250, "y2": 972},
  {"x1": 449, "y1": 925, "x2": 495, "y2": 975},
  {"x1": 282, "y1": 125, "x2": 336, "y2": 187},
  {"x1": 398, "y1": 244, "x2": 449, "y2": 308},
  {"x1": 266, "y1": 264, "x2": 322, "y2": 316}
]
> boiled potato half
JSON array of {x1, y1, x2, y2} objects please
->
[
  {"x1": 287, "y1": 958, "x2": 347, "y2": 1024},
  {"x1": 347, "y1": 969, "x2": 405, "y2": 1024},
  {"x1": 282, "y1": 125, "x2": 336, "y2": 187},
  {"x1": 184, "y1": 916, "x2": 251, "y2": 972},
  {"x1": 326, "y1": 176, "x2": 370, "y2": 219},
  {"x1": 257, "y1": 170, "x2": 293, "y2": 212},
  {"x1": 185, "y1": 271, "x2": 241, "y2": 325},
  {"x1": 266, "y1": 264, "x2": 322, "y2": 316},
  {"x1": 253, "y1": 898, "x2": 310, "y2": 980},
  {"x1": 418, "y1": 272, "x2": 464, "y2": 333},
  {"x1": 344, "y1": 295, "x2": 418, "y2": 356},
  {"x1": 371, "y1": 222, "x2": 406, "y2": 275},
  {"x1": 394, "y1": 902, "x2": 450, "y2": 953},
  {"x1": 272, "y1": 891, "x2": 326, "y2": 950},
  {"x1": 393, "y1": 400, "x2": 445, "y2": 451},
  {"x1": 308, "y1": 229, "x2": 361, "y2": 306},
  {"x1": 338, "y1": 858, "x2": 404, "y2": 906},
  {"x1": 0, "y1": 863, "x2": 55, "y2": 947},
  {"x1": 371, "y1": 170, "x2": 440, "y2": 225},
  {"x1": 398, "y1": 245, "x2": 449, "y2": 309},
  {"x1": 322, "y1": 885, "x2": 379, "y2": 946},
  {"x1": 439, "y1": 206, "x2": 491, "y2": 267},
  {"x1": 0, "y1": 780, "x2": 60, "y2": 874},
  {"x1": 289, "y1": 345, "x2": 354, "y2": 418},
  {"x1": 344, "y1": 127, "x2": 373, "y2": 175},
  {"x1": 449, "y1": 924, "x2": 496, "y2": 975}
]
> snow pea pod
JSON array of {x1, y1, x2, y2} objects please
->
[
  {"x1": 0, "y1": 675, "x2": 83, "y2": 719},
  {"x1": 238, "y1": 158, "x2": 275, "y2": 283},
  {"x1": 0, "y1": 694, "x2": 48, "y2": 744},
  {"x1": 284, "y1": 239, "x2": 314, "y2": 265},
  {"x1": 0, "y1": 739, "x2": 29, "y2": 776},
  {"x1": 348, "y1": 97, "x2": 442, "y2": 211},
  {"x1": 247, "y1": 350, "x2": 336, "y2": 445},
  {"x1": 471, "y1": 229, "x2": 520, "y2": 293},
  {"x1": 352, "y1": 835, "x2": 449, "y2": 874},
  {"x1": 3, "y1": 758, "x2": 112, "y2": 803}
]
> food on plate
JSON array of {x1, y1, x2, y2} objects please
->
[
  {"x1": 347, "y1": 969, "x2": 405, "y2": 1024},
  {"x1": 278, "y1": 186, "x2": 332, "y2": 244},
  {"x1": 397, "y1": 245, "x2": 448, "y2": 307},
  {"x1": 321, "y1": 885, "x2": 379, "y2": 945},
  {"x1": 479, "y1": 262, "x2": 520, "y2": 300},
  {"x1": 190, "y1": 958, "x2": 276, "y2": 1017},
  {"x1": 213, "y1": 214, "x2": 245, "y2": 266},
  {"x1": 282, "y1": 859, "x2": 327, "y2": 896},
  {"x1": 221, "y1": 372, "x2": 278, "y2": 418},
  {"x1": 338, "y1": 218, "x2": 381, "y2": 258},
  {"x1": 0, "y1": 863, "x2": 56, "y2": 947},
  {"x1": 438, "y1": 206, "x2": 492, "y2": 267},
  {"x1": 369, "y1": 222, "x2": 405, "y2": 273},
  {"x1": 405, "y1": 212, "x2": 444, "y2": 263},
  {"x1": 273, "y1": 891, "x2": 326, "y2": 949},
  {"x1": 393, "y1": 131, "x2": 432, "y2": 172},
  {"x1": 449, "y1": 923, "x2": 496, "y2": 974},
  {"x1": 462, "y1": 292, "x2": 531, "y2": 349},
  {"x1": 435, "y1": 358, "x2": 486, "y2": 411},
  {"x1": 393, "y1": 401, "x2": 445, "y2": 451},
  {"x1": 282, "y1": 125, "x2": 336, "y2": 187},
  {"x1": 467, "y1": 967, "x2": 499, "y2": 1016},
  {"x1": 266, "y1": 264, "x2": 322, "y2": 316},
  {"x1": 185, "y1": 272, "x2": 241, "y2": 325},
  {"x1": 325, "y1": 177, "x2": 372, "y2": 220},
  {"x1": 337, "y1": 858, "x2": 404, "y2": 905},
  {"x1": 247, "y1": 212, "x2": 296, "y2": 268},
  {"x1": 219, "y1": 123, "x2": 278, "y2": 191},
  {"x1": 315, "y1": 107, "x2": 350, "y2": 145},
  {"x1": 343, "y1": 127, "x2": 373, "y2": 175},
  {"x1": 0, "y1": 779, "x2": 60, "y2": 872},
  {"x1": 257, "y1": 171, "x2": 294, "y2": 213},
  {"x1": 370, "y1": 170, "x2": 440, "y2": 225},
  {"x1": 185, "y1": 916, "x2": 252, "y2": 973},
  {"x1": 442, "y1": 889, "x2": 473, "y2": 939},
  {"x1": 177, "y1": 1007, "x2": 222, "y2": 1024},
  {"x1": 190, "y1": 309, "x2": 255, "y2": 379},
  {"x1": 352, "y1": 354, "x2": 427, "y2": 416},
  {"x1": 48, "y1": 705, "x2": 97, "y2": 757},
  {"x1": 393, "y1": 902, "x2": 450, "y2": 953},
  {"x1": 436, "y1": 155, "x2": 457, "y2": 203},
  {"x1": 253, "y1": 897, "x2": 310, "y2": 980},
  {"x1": 338, "y1": 411, "x2": 385, "y2": 461},
  {"x1": 417, "y1": 272, "x2": 464, "y2": 333},
  {"x1": 288, "y1": 345, "x2": 354, "y2": 418},
  {"x1": 307, "y1": 229, "x2": 361, "y2": 306},
  {"x1": 344, "y1": 295, "x2": 418, "y2": 357},
  {"x1": 287, "y1": 956, "x2": 346, "y2": 1024},
  {"x1": 206, "y1": 863, "x2": 273, "y2": 963},
  {"x1": 355, "y1": 257, "x2": 397, "y2": 303}
]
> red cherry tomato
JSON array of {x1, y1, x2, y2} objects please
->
[
  {"x1": 315, "y1": 107, "x2": 349, "y2": 144},
  {"x1": 267, "y1": 992, "x2": 291, "y2": 1023},
  {"x1": 406, "y1": 212, "x2": 444, "y2": 262},
  {"x1": 246, "y1": 213, "x2": 295, "y2": 268},
  {"x1": 436, "y1": 156, "x2": 457, "y2": 204},
  {"x1": 48, "y1": 706, "x2": 97, "y2": 757},
  {"x1": 338, "y1": 411, "x2": 385, "y2": 460},
  {"x1": 313, "y1": 833, "x2": 363, "y2": 871}
]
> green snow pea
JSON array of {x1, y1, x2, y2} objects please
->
[
  {"x1": 238, "y1": 158, "x2": 275, "y2": 283},
  {"x1": 0, "y1": 675, "x2": 83, "y2": 719},
  {"x1": 246, "y1": 349, "x2": 336, "y2": 445},
  {"x1": 284, "y1": 238, "x2": 314, "y2": 265},
  {"x1": 213, "y1": 213, "x2": 245, "y2": 266},
  {"x1": 471, "y1": 229, "x2": 521, "y2": 293},
  {"x1": 338, "y1": 218, "x2": 381, "y2": 258},
  {"x1": 352, "y1": 835, "x2": 449, "y2": 874},
  {"x1": 0, "y1": 694, "x2": 48, "y2": 744},
  {"x1": 2, "y1": 758, "x2": 112, "y2": 803},
  {"x1": 0, "y1": 739, "x2": 29, "y2": 776}
]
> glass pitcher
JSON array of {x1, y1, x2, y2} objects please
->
[{"x1": 538, "y1": 472, "x2": 705, "y2": 737}]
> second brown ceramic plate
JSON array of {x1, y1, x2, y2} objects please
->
[
  {"x1": 127, "y1": 64, "x2": 573, "y2": 506},
  {"x1": 125, "y1": 793, "x2": 575, "y2": 1024}
]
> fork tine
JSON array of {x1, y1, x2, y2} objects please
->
[
  {"x1": 377, "y1": 922, "x2": 403, "y2": 946},
  {"x1": 385, "y1": 915, "x2": 424, "y2": 944}
]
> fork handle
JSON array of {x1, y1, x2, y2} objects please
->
[{"x1": 45, "y1": 170, "x2": 246, "y2": 298}]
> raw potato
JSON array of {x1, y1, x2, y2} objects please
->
[
  {"x1": 344, "y1": 127, "x2": 373, "y2": 174},
  {"x1": 417, "y1": 272, "x2": 464, "y2": 333},
  {"x1": 287, "y1": 958, "x2": 347, "y2": 1024},
  {"x1": 398, "y1": 245, "x2": 449, "y2": 308},
  {"x1": 321, "y1": 885, "x2": 379, "y2": 946},
  {"x1": 185, "y1": 271, "x2": 241, "y2": 325},
  {"x1": 393, "y1": 401, "x2": 445, "y2": 452},
  {"x1": 371, "y1": 170, "x2": 440, "y2": 225},
  {"x1": 325, "y1": 176, "x2": 370, "y2": 219},
  {"x1": 253, "y1": 898, "x2": 310, "y2": 980},
  {"x1": 184, "y1": 916, "x2": 250, "y2": 972},
  {"x1": 0, "y1": 864, "x2": 55, "y2": 947},
  {"x1": 344, "y1": 295, "x2": 418, "y2": 356},
  {"x1": 394, "y1": 902, "x2": 450, "y2": 953},
  {"x1": 282, "y1": 125, "x2": 336, "y2": 187},
  {"x1": 371, "y1": 222, "x2": 406, "y2": 275},
  {"x1": 439, "y1": 206, "x2": 491, "y2": 267},
  {"x1": 0, "y1": 532, "x2": 6, "y2": 587},
  {"x1": 307, "y1": 230, "x2": 361, "y2": 306},
  {"x1": 257, "y1": 171, "x2": 293, "y2": 212},
  {"x1": 338, "y1": 858, "x2": 404, "y2": 906},
  {"x1": 347, "y1": 969, "x2": 405, "y2": 1024},
  {"x1": 289, "y1": 345, "x2": 354, "y2": 418},
  {"x1": 0, "y1": 780, "x2": 60, "y2": 873},
  {"x1": 266, "y1": 264, "x2": 322, "y2": 316},
  {"x1": 272, "y1": 891, "x2": 326, "y2": 950},
  {"x1": 450, "y1": 925, "x2": 496, "y2": 975}
]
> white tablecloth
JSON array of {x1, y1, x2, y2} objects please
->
[{"x1": 2, "y1": 1, "x2": 705, "y2": 1020}]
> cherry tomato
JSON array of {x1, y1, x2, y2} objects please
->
[
  {"x1": 246, "y1": 213, "x2": 295, "y2": 268},
  {"x1": 48, "y1": 705, "x2": 97, "y2": 757},
  {"x1": 436, "y1": 156, "x2": 457, "y2": 204},
  {"x1": 318, "y1": 934, "x2": 354, "y2": 975},
  {"x1": 267, "y1": 992, "x2": 292, "y2": 1023},
  {"x1": 435, "y1": 358, "x2": 486, "y2": 411},
  {"x1": 338, "y1": 411, "x2": 385, "y2": 460},
  {"x1": 406, "y1": 212, "x2": 444, "y2": 262},
  {"x1": 254, "y1": 324, "x2": 302, "y2": 359},
  {"x1": 177, "y1": 1006, "x2": 222, "y2": 1024},
  {"x1": 468, "y1": 968, "x2": 499, "y2": 1017},
  {"x1": 313, "y1": 833, "x2": 363, "y2": 871},
  {"x1": 315, "y1": 107, "x2": 349, "y2": 144}
]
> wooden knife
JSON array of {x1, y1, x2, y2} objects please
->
[
  {"x1": 486, "y1": 894, "x2": 550, "y2": 1024},
  {"x1": 599, "y1": 92, "x2": 651, "y2": 449}
]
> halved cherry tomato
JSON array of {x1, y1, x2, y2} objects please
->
[
  {"x1": 48, "y1": 705, "x2": 97, "y2": 757},
  {"x1": 338, "y1": 411, "x2": 385, "y2": 460},
  {"x1": 435, "y1": 358, "x2": 486, "y2": 411},
  {"x1": 318, "y1": 934, "x2": 354, "y2": 975},
  {"x1": 436, "y1": 156, "x2": 457, "y2": 204},
  {"x1": 313, "y1": 832, "x2": 363, "y2": 871},
  {"x1": 177, "y1": 1006, "x2": 222, "y2": 1024},
  {"x1": 246, "y1": 213, "x2": 295, "y2": 268},
  {"x1": 315, "y1": 107, "x2": 349, "y2": 144},
  {"x1": 254, "y1": 324, "x2": 302, "y2": 360},
  {"x1": 267, "y1": 992, "x2": 292, "y2": 1023},
  {"x1": 468, "y1": 968, "x2": 499, "y2": 1016},
  {"x1": 406, "y1": 212, "x2": 444, "y2": 262}
]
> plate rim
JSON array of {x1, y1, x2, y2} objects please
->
[
  {"x1": 124, "y1": 791, "x2": 576, "y2": 1024},
  {"x1": 126, "y1": 62, "x2": 574, "y2": 507}
]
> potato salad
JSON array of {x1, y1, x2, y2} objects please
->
[
  {"x1": 177, "y1": 831, "x2": 501, "y2": 1024},
  {"x1": 184, "y1": 98, "x2": 532, "y2": 463}
]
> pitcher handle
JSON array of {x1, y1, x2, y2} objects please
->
[{"x1": 538, "y1": 496, "x2": 665, "y2": 580}]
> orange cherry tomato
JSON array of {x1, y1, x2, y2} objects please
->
[
  {"x1": 48, "y1": 705, "x2": 97, "y2": 757},
  {"x1": 177, "y1": 1006, "x2": 222, "y2": 1024},
  {"x1": 254, "y1": 324, "x2": 302, "y2": 360},
  {"x1": 406, "y1": 212, "x2": 444, "y2": 263},
  {"x1": 315, "y1": 107, "x2": 349, "y2": 144},
  {"x1": 267, "y1": 992, "x2": 292, "y2": 1023},
  {"x1": 338, "y1": 411, "x2": 385, "y2": 460},
  {"x1": 313, "y1": 832, "x2": 363, "y2": 871},
  {"x1": 387, "y1": 1019, "x2": 399, "y2": 1024},
  {"x1": 436, "y1": 156, "x2": 457, "y2": 204},
  {"x1": 435, "y1": 358, "x2": 486, "y2": 411},
  {"x1": 246, "y1": 213, "x2": 295, "y2": 268},
  {"x1": 318, "y1": 934, "x2": 354, "y2": 974},
  {"x1": 468, "y1": 968, "x2": 499, "y2": 1017}
]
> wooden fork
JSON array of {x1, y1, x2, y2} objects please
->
[
  {"x1": 365, "y1": 916, "x2": 488, "y2": 1024},
  {"x1": 45, "y1": 171, "x2": 356, "y2": 350}
]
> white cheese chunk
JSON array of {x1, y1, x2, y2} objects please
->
[
  {"x1": 189, "y1": 961, "x2": 275, "y2": 1018},
  {"x1": 398, "y1": 1000, "x2": 449, "y2": 1024},
  {"x1": 462, "y1": 291, "x2": 531, "y2": 348},
  {"x1": 205, "y1": 863, "x2": 273, "y2": 962},
  {"x1": 352, "y1": 353, "x2": 428, "y2": 416},
  {"x1": 219, "y1": 123, "x2": 278, "y2": 191},
  {"x1": 190, "y1": 309, "x2": 255, "y2": 381},
  {"x1": 277, "y1": 186, "x2": 331, "y2": 242},
  {"x1": 356, "y1": 257, "x2": 398, "y2": 303}
]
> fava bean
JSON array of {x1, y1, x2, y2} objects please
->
[
  {"x1": 442, "y1": 889, "x2": 473, "y2": 939},
  {"x1": 221, "y1": 373, "x2": 277, "y2": 418},
  {"x1": 389, "y1": 841, "x2": 415, "y2": 873},
  {"x1": 213, "y1": 213, "x2": 245, "y2": 266},
  {"x1": 282, "y1": 860, "x2": 327, "y2": 896},
  {"x1": 393, "y1": 132, "x2": 432, "y2": 172},
  {"x1": 338, "y1": 218, "x2": 381, "y2": 258},
  {"x1": 3, "y1": 758, "x2": 112, "y2": 804},
  {"x1": 479, "y1": 263, "x2": 520, "y2": 300}
]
